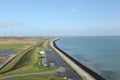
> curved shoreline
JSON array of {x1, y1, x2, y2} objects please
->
[
  {"x1": 0, "y1": 54, "x2": 18, "y2": 70},
  {"x1": 51, "y1": 38, "x2": 105, "y2": 80},
  {"x1": 0, "y1": 46, "x2": 33, "y2": 73}
]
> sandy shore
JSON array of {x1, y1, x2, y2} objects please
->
[{"x1": 50, "y1": 38, "x2": 97, "y2": 80}]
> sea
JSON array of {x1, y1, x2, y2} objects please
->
[{"x1": 56, "y1": 36, "x2": 120, "y2": 80}]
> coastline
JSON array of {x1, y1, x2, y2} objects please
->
[
  {"x1": 0, "y1": 54, "x2": 18, "y2": 69},
  {"x1": 50, "y1": 38, "x2": 105, "y2": 80}
]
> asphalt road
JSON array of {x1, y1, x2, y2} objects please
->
[
  {"x1": 0, "y1": 67, "x2": 65, "y2": 80},
  {"x1": 45, "y1": 41, "x2": 82, "y2": 80},
  {"x1": 0, "y1": 41, "x2": 82, "y2": 80}
]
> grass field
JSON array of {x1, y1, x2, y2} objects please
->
[
  {"x1": 0, "y1": 47, "x2": 33, "y2": 74},
  {"x1": 0, "y1": 39, "x2": 58, "y2": 77},
  {"x1": 0, "y1": 38, "x2": 62, "y2": 80},
  {"x1": 0, "y1": 43, "x2": 31, "y2": 51},
  {"x1": 0, "y1": 38, "x2": 45, "y2": 51},
  {"x1": 2, "y1": 75, "x2": 65, "y2": 80}
]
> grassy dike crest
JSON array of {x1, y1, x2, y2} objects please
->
[{"x1": 0, "y1": 39, "x2": 64, "y2": 80}]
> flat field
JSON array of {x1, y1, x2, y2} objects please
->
[
  {"x1": 0, "y1": 37, "x2": 61, "y2": 80},
  {"x1": 0, "y1": 37, "x2": 44, "y2": 51}
]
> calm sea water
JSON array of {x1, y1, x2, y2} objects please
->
[
  {"x1": 56, "y1": 37, "x2": 120, "y2": 80},
  {"x1": 0, "y1": 50, "x2": 17, "y2": 54}
]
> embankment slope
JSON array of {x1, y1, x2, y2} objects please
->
[{"x1": 50, "y1": 38, "x2": 105, "y2": 80}]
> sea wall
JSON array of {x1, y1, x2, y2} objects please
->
[
  {"x1": 52, "y1": 38, "x2": 105, "y2": 80},
  {"x1": 0, "y1": 46, "x2": 34, "y2": 73}
]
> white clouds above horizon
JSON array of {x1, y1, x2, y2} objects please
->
[
  {"x1": 0, "y1": 20, "x2": 24, "y2": 27},
  {"x1": 74, "y1": 19, "x2": 120, "y2": 36}
]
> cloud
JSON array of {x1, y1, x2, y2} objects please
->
[
  {"x1": 85, "y1": 19, "x2": 120, "y2": 29},
  {"x1": 0, "y1": 20, "x2": 24, "y2": 27}
]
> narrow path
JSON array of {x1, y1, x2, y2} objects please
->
[{"x1": 0, "y1": 67, "x2": 65, "y2": 80}]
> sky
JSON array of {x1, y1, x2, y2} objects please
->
[{"x1": 0, "y1": 0, "x2": 120, "y2": 36}]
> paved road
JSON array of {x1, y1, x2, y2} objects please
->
[
  {"x1": 46, "y1": 41, "x2": 82, "y2": 80},
  {"x1": 0, "y1": 41, "x2": 82, "y2": 80},
  {"x1": 0, "y1": 67, "x2": 65, "y2": 80}
]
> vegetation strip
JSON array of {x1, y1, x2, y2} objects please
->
[
  {"x1": 0, "y1": 67, "x2": 65, "y2": 79},
  {"x1": 0, "y1": 40, "x2": 65, "y2": 80},
  {"x1": 0, "y1": 54, "x2": 17, "y2": 69},
  {"x1": 1, "y1": 75, "x2": 65, "y2": 80},
  {"x1": 0, "y1": 46, "x2": 34, "y2": 73}
]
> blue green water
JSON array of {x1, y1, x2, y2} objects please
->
[
  {"x1": 0, "y1": 50, "x2": 17, "y2": 54},
  {"x1": 56, "y1": 37, "x2": 120, "y2": 80}
]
